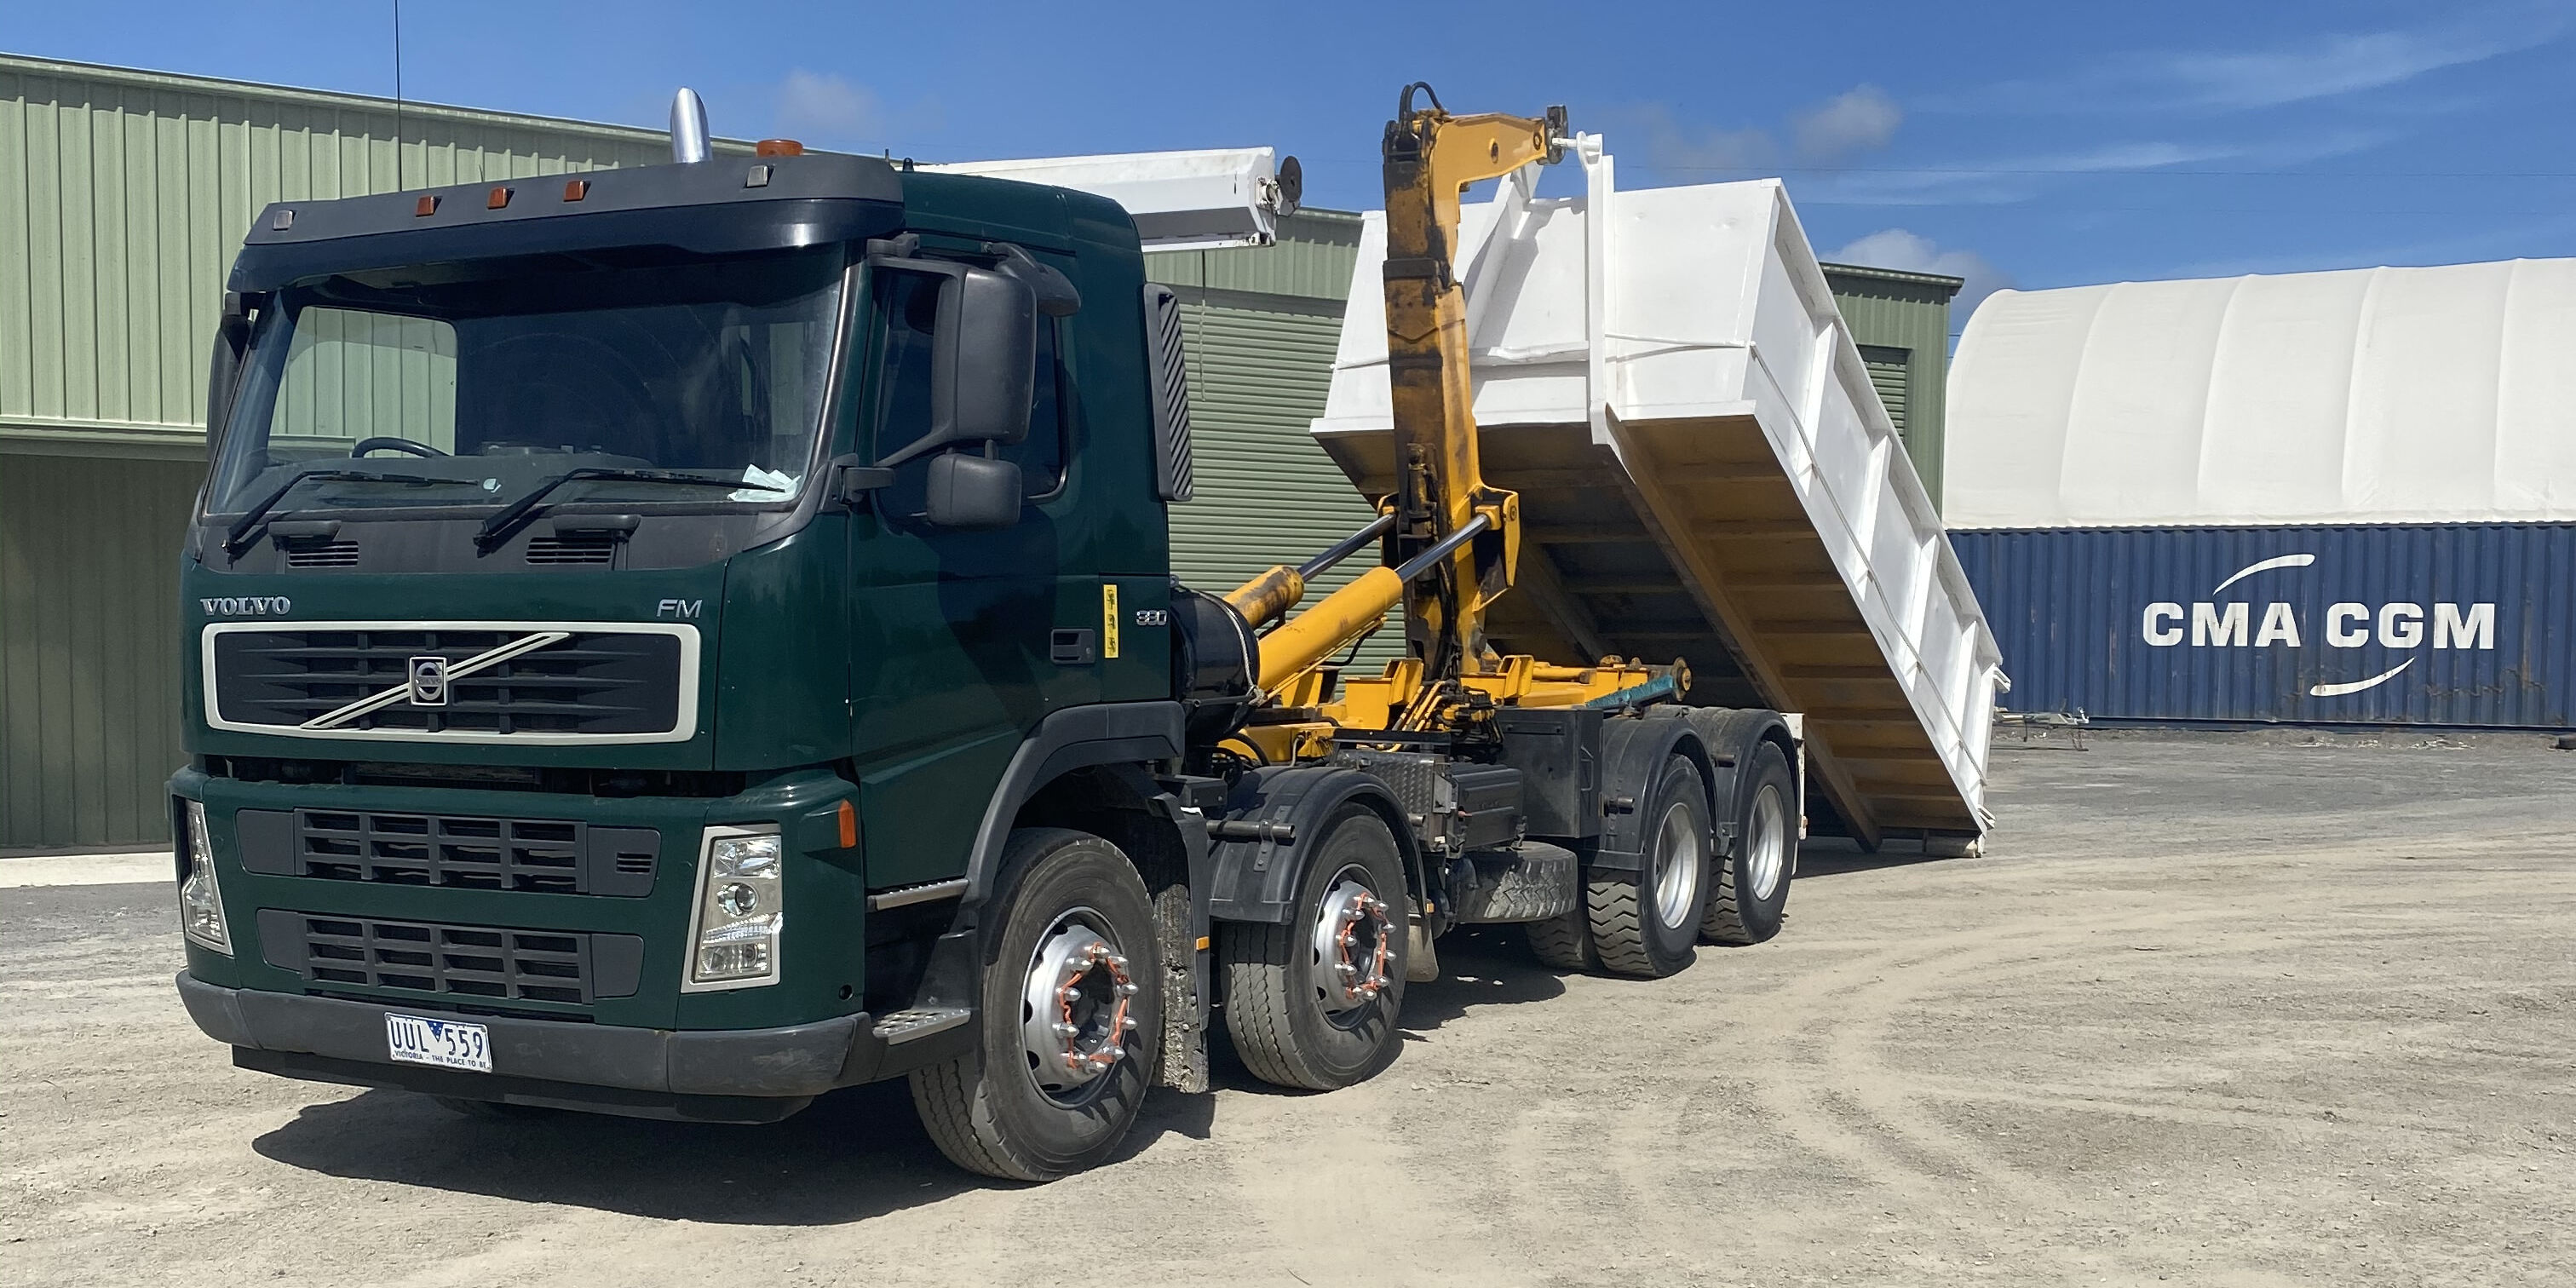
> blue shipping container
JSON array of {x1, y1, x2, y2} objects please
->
[{"x1": 1949, "y1": 524, "x2": 2574, "y2": 729}]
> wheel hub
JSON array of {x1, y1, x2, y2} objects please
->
[
  {"x1": 1652, "y1": 800, "x2": 1705, "y2": 929},
  {"x1": 1020, "y1": 913, "x2": 1139, "y2": 1100},
  {"x1": 1309, "y1": 871, "x2": 1394, "y2": 1016},
  {"x1": 1747, "y1": 785, "x2": 1788, "y2": 901}
]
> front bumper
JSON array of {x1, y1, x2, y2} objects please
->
[{"x1": 179, "y1": 971, "x2": 901, "y2": 1122}]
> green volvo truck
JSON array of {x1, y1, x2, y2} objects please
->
[{"x1": 172, "y1": 90, "x2": 1804, "y2": 1180}]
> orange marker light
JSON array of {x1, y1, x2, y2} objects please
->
[
  {"x1": 486, "y1": 186, "x2": 513, "y2": 210},
  {"x1": 561, "y1": 179, "x2": 589, "y2": 202},
  {"x1": 414, "y1": 194, "x2": 439, "y2": 217},
  {"x1": 755, "y1": 138, "x2": 805, "y2": 157},
  {"x1": 836, "y1": 800, "x2": 857, "y2": 849}
]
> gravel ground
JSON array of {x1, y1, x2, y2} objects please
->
[{"x1": 3, "y1": 734, "x2": 2571, "y2": 1286}]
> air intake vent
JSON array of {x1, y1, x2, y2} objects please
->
[
  {"x1": 282, "y1": 541, "x2": 360, "y2": 568},
  {"x1": 527, "y1": 535, "x2": 616, "y2": 566}
]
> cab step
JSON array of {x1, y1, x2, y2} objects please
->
[{"x1": 872, "y1": 1007, "x2": 971, "y2": 1044}]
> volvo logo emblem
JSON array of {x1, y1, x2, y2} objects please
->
[{"x1": 406, "y1": 656, "x2": 451, "y2": 707}]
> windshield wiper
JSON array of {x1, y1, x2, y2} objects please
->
[
  {"x1": 222, "y1": 469, "x2": 462, "y2": 556},
  {"x1": 474, "y1": 469, "x2": 790, "y2": 552}
]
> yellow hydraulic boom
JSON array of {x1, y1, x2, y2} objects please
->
[{"x1": 1222, "y1": 84, "x2": 1668, "y2": 751}]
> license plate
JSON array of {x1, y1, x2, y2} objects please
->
[{"x1": 385, "y1": 1013, "x2": 492, "y2": 1073}]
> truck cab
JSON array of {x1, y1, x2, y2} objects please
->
[{"x1": 174, "y1": 102, "x2": 1805, "y2": 1182}]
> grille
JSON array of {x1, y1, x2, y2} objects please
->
[
  {"x1": 256, "y1": 910, "x2": 643, "y2": 1004},
  {"x1": 282, "y1": 540, "x2": 360, "y2": 568},
  {"x1": 234, "y1": 808, "x2": 658, "y2": 895},
  {"x1": 526, "y1": 535, "x2": 615, "y2": 566},
  {"x1": 210, "y1": 626, "x2": 686, "y2": 738}
]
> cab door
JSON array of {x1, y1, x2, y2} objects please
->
[{"x1": 845, "y1": 256, "x2": 1094, "y2": 890}]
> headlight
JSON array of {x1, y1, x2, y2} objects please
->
[
  {"x1": 686, "y1": 825, "x2": 783, "y2": 989},
  {"x1": 179, "y1": 800, "x2": 232, "y2": 955}
]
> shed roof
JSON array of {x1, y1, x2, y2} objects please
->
[{"x1": 1945, "y1": 257, "x2": 2576, "y2": 528}]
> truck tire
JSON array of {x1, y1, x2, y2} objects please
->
[
  {"x1": 1524, "y1": 906, "x2": 1592, "y2": 971},
  {"x1": 1220, "y1": 806, "x2": 1408, "y2": 1090},
  {"x1": 1587, "y1": 755, "x2": 1707, "y2": 979},
  {"x1": 1703, "y1": 741, "x2": 1793, "y2": 946},
  {"x1": 910, "y1": 828, "x2": 1163, "y2": 1182}
]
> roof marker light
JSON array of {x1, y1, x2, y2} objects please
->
[
  {"x1": 756, "y1": 138, "x2": 804, "y2": 157},
  {"x1": 269, "y1": 209, "x2": 294, "y2": 230},
  {"x1": 415, "y1": 195, "x2": 439, "y2": 217},
  {"x1": 562, "y1": 179, "x2": 589, "y2": 202},
  {"x1": 745, "y1": 165, "x2": 772, "y2": 189},
  {"x1": 486, "y1": 187, "x2": 513, "y2": 210}
]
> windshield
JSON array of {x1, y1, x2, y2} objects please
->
[{"x1": 206, "y1": 247, "x2": 845, "y2": 518}]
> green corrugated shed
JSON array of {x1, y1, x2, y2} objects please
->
[
  {"x1": 1819, "y1": 262, "x2": 1963, "y2": 510},
  {"x1": 1144, "y1": 214, "x2": 1391, "y2": 663}
]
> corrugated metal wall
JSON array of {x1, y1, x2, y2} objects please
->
[
  {"x1": 1952, "y1": 524, "x2": 2574, "y2": 729},
  {"x1": 1, "y1": 453, "x2": 204, "y2": 847},
  {"x1": 0, "y1": 55, "x2": 683, "y2": 446},
  {"x1": 1820, "y1": 265, "x2": 1957, "y2": 509},
  {"x1": 1146, "y1": 213, "x2": 1395, "y2": 666}
]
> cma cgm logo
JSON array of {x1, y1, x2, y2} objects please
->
[{"x1": 2140, "y1": 553, "x2": 2494, "y2": 698}]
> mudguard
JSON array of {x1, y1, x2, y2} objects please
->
[
  {"x1": 1586, "y1": 708, "x2": 1709, "y2": 875},
  {"x1": 1204, "y1": 765, "x2": 1422, "y2": 923},
  {"x1": 1681, "y1": 706, "x2": 1798, "y2": 860}
]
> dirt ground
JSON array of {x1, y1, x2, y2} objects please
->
[{"x1": 4, "y1": 733, "x2": 2572, "y2": 1287}]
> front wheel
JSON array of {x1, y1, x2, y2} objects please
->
[
  {"x1": 1221, "y1": 805, "x2": 1408, "y2": 1090},
  {"x1": 910, "y1": 828, "x2": 1163, "y2": 1182}
]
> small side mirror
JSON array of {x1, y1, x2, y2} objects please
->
[
  {"x1": 934, "y1": 267, "x2": 1038, "y2": 447},
  {"x1": 923, "y1": 453, "x2": 1023, "y2": 531}
]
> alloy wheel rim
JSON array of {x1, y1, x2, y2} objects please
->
[
  {"x1": 1652, "y1": 800, "x2": 1705, "y2": 929},
  {"x1": 1747, "y1": 785, "x2": 1788, "y2": 901}
]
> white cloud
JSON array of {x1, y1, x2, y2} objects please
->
[
  {"x1": 773, "y1": 70, "x2": 886, "y2": 147},
  {"x1": 1826, "y1": 229, "x2": 2015, "y2": 316},
  {"x1": 1935, "y1": 13, "x2": 2571, "y2": 116},
  {"x1": 1792, "y1": 85, "x2": 1901, "y2": 161},
  {"x1": 2157, "y1": 29, "x2": 2537, "y2": 111},
  {"x1": 1638, "y1": 103, "x2": 1774, "y2": 172}
]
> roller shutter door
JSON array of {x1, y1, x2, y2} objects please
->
[{"x1": 1860, "y1": 344, "x2": 1910, "y2": 445}]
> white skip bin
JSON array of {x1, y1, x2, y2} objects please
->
[{"x1": 1311, "y1": 139, "x2": 2002, "y2": 845}]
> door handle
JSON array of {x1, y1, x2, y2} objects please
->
[{"x1": 1049, "y1": 629, "x2": 1096, "y2": 665}]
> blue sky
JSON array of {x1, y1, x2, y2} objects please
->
[{"x1": 14, "y1": 0, "x2": 2574, "y2": 319}]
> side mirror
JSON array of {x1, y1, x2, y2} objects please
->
[
  {"x1": 933, "y1": 267, "x2": 1038, "y2": 448},
  {"x1": 923, "y1": 453, "x2": 1023, "y2": 531}
]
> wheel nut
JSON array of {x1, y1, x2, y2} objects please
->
[
  {"x1": 1107, "y1": 955, "x2": 1128, "y2": 970},
  {"x1": 1118, "y1": 981, "x2": 1139, "y2": 997},
  {"x1": 1053, "y1": 1021, "x2": 1078, "y2": 1038}
]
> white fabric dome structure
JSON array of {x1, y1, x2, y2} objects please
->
[{"x1": 1946, "y1": 257, "x2": 2576, "y2": 529}]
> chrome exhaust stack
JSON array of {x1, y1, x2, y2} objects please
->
[{"x1": 669, "y1": 88, "x2": 711, "y2": 164}]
